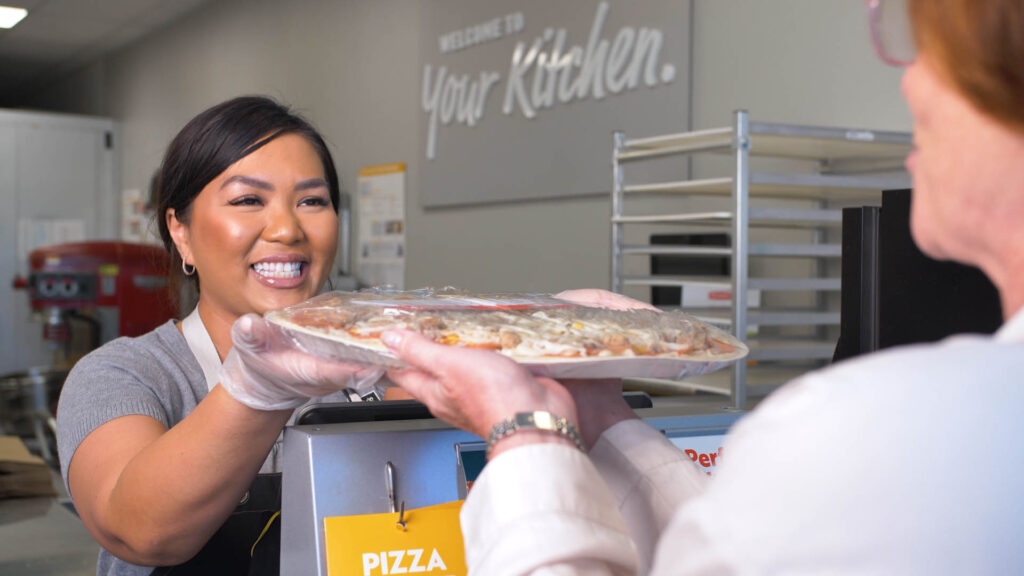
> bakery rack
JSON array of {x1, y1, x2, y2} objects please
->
[{"x1": 612, "y1": 110, "x2": 913, "y2": 409}]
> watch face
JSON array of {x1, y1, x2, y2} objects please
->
[
  {"x1": 488, "y1": 412, "x2": 584, "y2": 454},
  {"x1": 528, "y1": 411, "x2": 556, "y2": 430}
]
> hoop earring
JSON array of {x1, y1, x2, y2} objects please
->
[{"x1": 182, "y1": 259, "x2": 196, "y2": 276}]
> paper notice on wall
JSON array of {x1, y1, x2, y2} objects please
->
[
  {"x1": 356, "y1": 163, "x2": 406, "y2": 289},
  {"x1": 16, "y1": 218, "x2": 85, "y2": 275},
  {"x1": 121, "y1": 188, "x2": 160, "y2": 244}
]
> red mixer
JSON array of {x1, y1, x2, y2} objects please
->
[
  {"x1": 24, "y1": 241, "x2": 178, "y2": 358},
  {"x1": 4, "y1": 242, "x2": 178, "y2": 464}
]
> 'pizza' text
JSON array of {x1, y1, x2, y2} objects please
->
[{"x1": 363, "y1": 548, "x2": 448, "y2": 576}]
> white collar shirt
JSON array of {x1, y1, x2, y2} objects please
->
[{"x1": 463, "y1": 308, "x2": 1024, "y2": 575}]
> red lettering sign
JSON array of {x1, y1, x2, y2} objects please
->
[{"x1": 684, "y1": 447, "x2": 724, "y2": 469}]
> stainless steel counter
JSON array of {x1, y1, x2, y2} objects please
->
[{"x1": 0, "y1": 490, "x2": 99, "y2": 574}]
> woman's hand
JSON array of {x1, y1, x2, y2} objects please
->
[
  {"x1": 383, "y1": 330, "x2": 579, "y2": 456},
  {"x1": 219, "y1": 314, "x2": 383, "y2": 410}
]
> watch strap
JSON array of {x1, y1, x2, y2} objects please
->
[{"x1": 486, "y1": 411, "x2": 585, "y2": 455}]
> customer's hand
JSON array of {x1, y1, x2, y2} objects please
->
[
  {"x1": 383, "y1": 330, "x2": 578, "y2": 454},
  {"x1": 560, "y1": 379, "x2": 638, "y2": 448},
  {"x1": 219, "y1": 314, "x2": 383, "y2": 411},
  {"x1": 554, "y1": 289, "x2": 654, "y2": 444}
]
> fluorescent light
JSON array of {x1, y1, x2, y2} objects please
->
[{"x1": 0, "y1": 6, "x2": 27, "y2": 29}]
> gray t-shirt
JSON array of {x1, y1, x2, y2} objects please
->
[
  {"x1": 57, "y1": 320, "x2": 206, "y2": 576},
  {"x1": 57, "y1": 319, "x2": 372, "y2": 575}
]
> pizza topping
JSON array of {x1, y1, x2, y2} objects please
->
[
  {"x1": 601, "y1": 333, "x2": 631, "y2": 354},
  {"x1": 418, "y1": 316, "x2": 445, "y2": 330},
  {"x1": 437, "y1": 333, "x2": 461, "y2": 346},
  {"x1": 265, "y1": 289, "x2": 747, "y2": 367},
  {"x1": 500, "y1": 331, "x2": 523, "y2": 350}
]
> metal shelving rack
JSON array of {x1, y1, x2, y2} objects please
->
[{"x1": 612, "y1": 110, "x2": 912, "y2": 409}]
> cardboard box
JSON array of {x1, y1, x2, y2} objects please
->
[{"x1": 680, "y1": 283, "x2": 761, "y2": 309}]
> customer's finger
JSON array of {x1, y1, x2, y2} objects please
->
[
  {"x1": 386, "y1": 367, "x2": 439, "y2": 402},
  {"x1": 387, "y1": 366, "x2": 485, "y2": 434},
  {"x1": 383, "y1": 329, "x2": 499, "y2": 380}
]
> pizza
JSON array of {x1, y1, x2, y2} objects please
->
[{"x1": 265, "y1": 290, "x2": 747, "y2": 378}]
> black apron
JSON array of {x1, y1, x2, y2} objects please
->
[{"x1": 150, "y1": 474, "x2": 281, "y2": 576}]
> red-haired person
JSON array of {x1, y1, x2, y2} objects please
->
[{"x1": 383, "y1": 1, "x2": 1024, "y2": 573}]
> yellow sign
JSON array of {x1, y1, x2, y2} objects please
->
[
  {"x1": 358, "y1": 163, "x2": 406, "y2": 178},
  {"x1": 325, "y1": 500, "x2": 466, "y2": 576},
  {"x1": 98, "y1": 264, "x2": 119, "y2": 276}
]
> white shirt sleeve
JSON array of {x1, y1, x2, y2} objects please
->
[
  {"x1": 460, "y1": 314, "x2": 1024, "y2": 575},
  {"x1": 588, "y1": 419, "x2": 707, "y2": 573},
  {"x1": 461, "y1": 443, "x2": 639, "y2": 576},
  {"x1": 646, "y1": 334, "x2": 1024, "y2": 575}
]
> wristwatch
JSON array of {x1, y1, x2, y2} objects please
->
[{"x1": 486, "y1": 411, "x2": 585, "y2": 455}]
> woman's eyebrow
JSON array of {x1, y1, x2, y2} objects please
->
[
  {"x1": 221, "y1": 175, "x2": 273, "y2": 191},
  {"x1": 294, "y1": 177, "x2": 328, "y2": 192}
]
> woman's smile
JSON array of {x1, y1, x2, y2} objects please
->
[{"x1": 250, "y1": 256, "x2": 310, "y2": 287}]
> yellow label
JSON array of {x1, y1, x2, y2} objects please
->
[
  {"x1": 359, "y1": 163, "x2": 406, "y2": 177},
  {"x1": 98, "y1": 264, "x2": 119, "y2": 276},
  {"x1": 325, "y1": 500, "x2": 466, "y2": 576}
]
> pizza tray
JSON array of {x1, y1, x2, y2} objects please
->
[{"x1": 265, "y1": 288, "x2": 749, "y2": 382}]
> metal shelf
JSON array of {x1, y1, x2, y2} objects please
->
[
  {"x1": 747, "y1": 121, "x2": 913, "y2": 160},
  {"x1": 626, "y1": 365, "x2": 820, "y2": 397},
  {"x1": 618, "y1": 121, "x2": 912, "y2": 163},
  {"x1": 618, "y1": 127, "x2": 733, "y2": 161},
  {"x1": 693, "y1": 309, "x2": 841, "y2": 327},
  {"x1": 621, "y1": 243, "x2": 840, "y2": 258},
  {"x1": 611, "y1": 112, "x2": 911, "y2": 409},
  {"x1": 748, "y1": 277, "x2": 841, "y2": 291},
  {"x1": 747, "y1": 339, "x2": 837, "y2": 361},
  {"x1": 614, "y1": 207, "x2": 841, "y2": 228},
  {"x1": 623, "y1": 172, "x2": 908, "y2": 199},
  {"x1": 625, "y1": 276, "x2": 841, "y2": 291},
  {"x1": 621, "y1": 245, "x2": 730, "y2": 257}
]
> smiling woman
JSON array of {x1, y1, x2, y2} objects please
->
[
  {"x1": 157, "y1": 98, "x2": 340, "y2": 291},
  {"x1": 164, "y1": 131, "x2": 339, "y2": 356},
  {"x1": 56, "y1": 96, "x2": 381, "y2": 576}
]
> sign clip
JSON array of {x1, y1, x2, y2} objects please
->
[
  {"x1": 396, "y1": 501, "x2": 407, "y2": 531},
  {"x1": 386, "y1": 461, "x2": 407, "y2": 530}
]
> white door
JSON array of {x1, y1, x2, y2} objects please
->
[
  {"x1": 0, "y1": 111, "x2": 118, "y2": 374},
  {"x1": 0, "y1": 122, "x2": 21, "y2": 375}
]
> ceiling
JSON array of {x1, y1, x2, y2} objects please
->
[{"x1": 0, "y1": 0, "x2": 215, "y2": 105}]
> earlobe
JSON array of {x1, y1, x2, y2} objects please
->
[{"x1": 166, "y1": 209, "x2": 191, "y2": 262}]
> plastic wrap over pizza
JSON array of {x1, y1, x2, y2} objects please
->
[{"x1": 265, "y1": 288, "x2": 749, "y2": 380}]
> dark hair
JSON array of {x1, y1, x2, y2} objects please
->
[{"x1": 154, "y1": 96, "x2": 341, "y2": 292}]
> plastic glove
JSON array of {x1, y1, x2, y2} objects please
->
[
  {"x1": 555, "y1": 289, "x2": 659, "y2": 311},
  {"x1": 382, "y1": 330, "x2": 577, "y2": 442},
  {"x1": 219, "y1": 314, "x2": 384, "y2": 411}
]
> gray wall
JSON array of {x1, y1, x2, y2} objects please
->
[
  {"x1": 26, "y1": 0, "x2": 910, "y2": 295},
  {"x1": 692, "y1": 1, "x2": 908, "y2": 132}
]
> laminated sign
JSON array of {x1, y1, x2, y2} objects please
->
[{"x1": 325, "y1": 500, "x2": 466, "y2": 576}]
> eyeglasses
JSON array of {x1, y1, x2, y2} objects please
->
[{"x1": 866, "y1": 0, "x2": 916, "y2": 67}]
